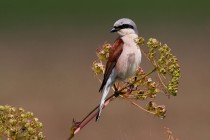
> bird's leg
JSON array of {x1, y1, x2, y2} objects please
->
[
  {"x1": 134, "y1": 76, "x2": 137, "y2": 81},
  {"x1": 114, "y1": 83, "x2": 118, "y2": 92},
  {"x1": 133, "y1": 76, "x2": 138, "y2": 91},
  {"x1": 113, "y1": 83, "x2": 128, "y2": 97},
  {"x1": 113, "y1": 83, "x2": 121, "y2": 97}
]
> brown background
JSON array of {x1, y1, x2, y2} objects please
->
[{"x1": 0, "y1": 0, "x2": 210, "y2": 139}]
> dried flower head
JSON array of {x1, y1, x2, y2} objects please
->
[
  {"x1": 96, "y1": 43, "x2": 111, "y2": 61},
  {"x1": 136, "y1": 38, "x2": 181, "y2": 96},
  {"x1": 0, "y1": 105, "x2": 45, "y2": 140},
  {"x1": 146, "y1": 101, "x2": 166, "y2": 119},
  {"x1": 92, "y1": 61, "x2": 104, "y2": 75}
]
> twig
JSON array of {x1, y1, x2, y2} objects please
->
[
  {"x1": 120, "y1": 96, "x2": 155, "y2": 115},
  {"x1": 141, "y1": 49, "x2": 167, "y2": 89},
  {"x1": 153, "y1": 60, "x2": 167, "y2": 89}
]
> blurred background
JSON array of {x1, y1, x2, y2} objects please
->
[{"x1": 0, "y1": 0, "x2": 209, "y2": 139}]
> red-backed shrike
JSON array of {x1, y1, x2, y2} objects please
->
[{"x1": 96, "y1": 18, "x2": 142, "y2": 121}]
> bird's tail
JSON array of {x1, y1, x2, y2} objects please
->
[{"x1": 96, "y1": 83, "x2": 111, "y2": 121}]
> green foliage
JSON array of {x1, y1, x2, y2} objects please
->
[{"x1": 0, "y1": 105, "x2": 45, "y2": 140}]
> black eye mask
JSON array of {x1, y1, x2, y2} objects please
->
[
  {"x1": 111, "y1": 24, "x2": 134, "y2": 32},
  {"x1": 116, "y1": 24, "x2": 134, "y2": 30}
]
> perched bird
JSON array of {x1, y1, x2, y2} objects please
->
[{"x1": 96, "y1": 18, "x2": 142, "y2": 121}]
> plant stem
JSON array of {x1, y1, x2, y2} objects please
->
[
  {"x1": 69, "y1": 93, "x2": 117, "y2": 139},
  {"x1": 69, "y1": 68, "x2": 156, "y2": 139}
]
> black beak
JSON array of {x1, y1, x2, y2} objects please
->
[{"x1": 110, "y1": 27, "x2": 119, "y2": 33}]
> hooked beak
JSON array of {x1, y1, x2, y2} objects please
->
[{"x1": 110, "y1": 27, "x2": 119, "y2": 33}]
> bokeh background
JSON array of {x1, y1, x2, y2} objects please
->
[{"x1": 0, "y1": 0, "x2": 210, "y2": 139}]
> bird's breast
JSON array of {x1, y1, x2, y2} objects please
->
[{"x1": 115, "y1": 36, "x2": 141, "y2": 80}]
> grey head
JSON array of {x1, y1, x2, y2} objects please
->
[{"x1": 111, "y1": 18, "x2": 138, "y2": 36}]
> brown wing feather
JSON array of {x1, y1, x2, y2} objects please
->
[{"x1": 99, "y1": 38, "x2": 123, "y2": 92}]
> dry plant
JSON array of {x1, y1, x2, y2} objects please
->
[
  {"x1": 0, "y1": 105, "x2": 44, "y2": 140},
  {"x1": 164, "y1": 127, "x2": 179, "y2": 140},
  {"x1": 69, "y1": 37, "x2": 181, "y2": 139}
]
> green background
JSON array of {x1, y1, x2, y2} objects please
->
[
  {"x1": 0, "y1": 0, "x2": 209, "y2": 140},
  {"x1": 0, "y1": 0, "x2": 209, "y2": 27}
]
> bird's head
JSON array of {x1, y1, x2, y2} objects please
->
[{"x1": 111, "y1": 18, "x2": 138, "y2": 36}]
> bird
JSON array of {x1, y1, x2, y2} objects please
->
[{"x1": 96, "y1": 18, "x2": 142, "y2": 121}]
